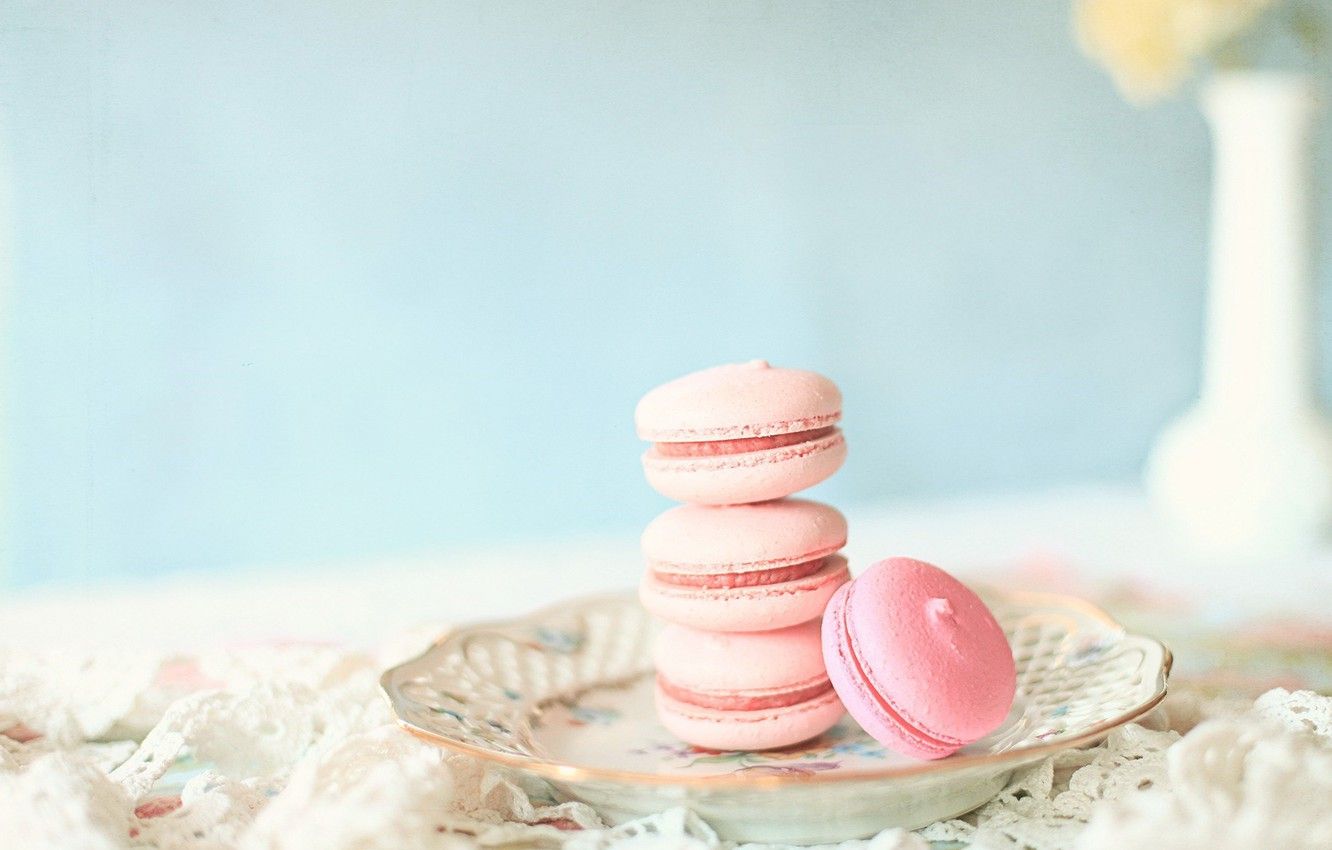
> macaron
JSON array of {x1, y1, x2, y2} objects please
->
[
  {"x1": 822, "y1": 557, "x2": 1017, "y2": 760},
  {"x1": 635, "y1": 360, "x2": 846, "y2": 505},
  {"x1": 639, "y1": 499, "x2": 850, "y2": 632},
  {"x1": 654, "y1": 621, "x2": 844, "y2": 750}
]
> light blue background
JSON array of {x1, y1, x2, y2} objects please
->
[{"x1": 2, "y1": 2, "x2": 1328, "y2": 586}]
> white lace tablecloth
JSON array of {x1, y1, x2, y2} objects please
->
[
  {"x1": 3, "y1": 489, "x2": 1330, "y2": 849},
  {"x1": 2, "y1": 635, "x2": 1330, "y2": 850}
]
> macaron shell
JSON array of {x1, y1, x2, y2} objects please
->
[
  {"x1": 641, "y1": 555, "x2": 850, "y2": 632},
  {"x1": 642, "y1": 499, "x2": 847, "y2": 576},
  {"x1": 653, "y1": 621, "x2": 826, "y2": 693},
  {"x1": 655, "y1": 682, "x2": 844, "y2": 751},
  {"x1": 642, "y1": 428, "x2": 845, "y2": 505},
  {"x1": 635, "y1": 360, "x2": 842, "y2": 442},
  {"x1": 822, "y1": 558, "x2": 1017, "y2": 760},
  {"x1": 822, "y1": 583, "x2": 959, "y2": 759}
]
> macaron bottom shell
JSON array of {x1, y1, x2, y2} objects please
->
[
  {"x1": 642, "y1": 428, "x2": 846, "y2": 505},
  {"x1": 655, "y1": 681, "x2": 845, "y2": 751},
  {"x1": 822, "y1": 582, "x2": 971, "y2": 760},
  {"x1": 640, "y1": 554, "x2": 850, "y2": 632}
]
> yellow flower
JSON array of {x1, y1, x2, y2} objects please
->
[{"x1": 1075, "y1": 0, "x2": 1278, "y2": 103}]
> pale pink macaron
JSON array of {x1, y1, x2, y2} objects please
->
[
  {"x1": 654, "y1": 621, "x2": 845, "y2": 751},
  {"x1": 635, "y1": 360, "x2": 846, "y2": 505},
  {"x1": 822, "y1": 557, "x2": 1017, "y2": 760},
  {"x1": 639, "y1": 498, "x2": 850, "y2": 632}
]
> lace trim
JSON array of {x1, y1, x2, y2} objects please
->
[{"x1": 2, "y1": 641, "x2": 1328, "y2": 850}]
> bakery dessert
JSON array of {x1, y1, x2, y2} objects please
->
[
  {"x1": 639, "y1": 499, "x2": 849, "y2": 632},
  {"x1": 636, "y1": 360, "x2": 850, "y2": 751},
  {"x1": 822, "y1": 557, "x2": 1016, "y2": 759},
  {"x1": 654, "y1": 621, "x2": 843, "y2": 750},
  {"x1": 635, "y1": 360, "x2": 845, "y2": 505}
]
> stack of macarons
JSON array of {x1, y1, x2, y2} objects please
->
[
  {"x1": 635, "y1": 360, "x2": 852, "y2": 750},
  {"x1": 635, "y1": 360, "x2": 1019, "y2": 760}
]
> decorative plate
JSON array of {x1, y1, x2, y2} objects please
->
[{"x1": 381, "y1": 590, "x2": 1170, "y2": 845}]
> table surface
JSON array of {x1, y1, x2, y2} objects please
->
[
  {"x1": 2, "y1": 483, "x2": 1329, "y2": 850},
  {"x1": 2, "y1": 484, "x2": 1328, "y2": 653}
]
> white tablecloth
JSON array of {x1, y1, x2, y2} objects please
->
[{"x1": 2, "y1": 486, "x2": 1329, "y2": 849}]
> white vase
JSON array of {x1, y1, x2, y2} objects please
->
[{"x1": 1146, "y1": 71, "x2": 1332, "y2": 560}]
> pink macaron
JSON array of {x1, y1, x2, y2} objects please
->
[
  {"x1": 639, "y1": 498, "x2": 850, "y2": 632},
  {"x1": 654, "y1": 621, "x2": 844, "y2": 750},
  {"x1": 822, "y1": 557, "x2": 1016, "y2": 760},
  {"x1": 635, "y1": 360, "x2": 846, "y2": 505}
]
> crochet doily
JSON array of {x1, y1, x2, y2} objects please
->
[{"x1": 2, "y1": 639, "x2": 1329, "y2": 850}]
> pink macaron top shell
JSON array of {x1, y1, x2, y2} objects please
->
[
  {"x1": 654, "y1": 621, "x2": 828, "y2": 694},
  {"x1": 824, "y1": 557, "x2": 1016, "y2": 759},
  {"x1": 641, "y1": 499, "x2": 847, "y2": 578},
  {"x1": 635, "y1": 360, "x2": 841, "y2": 443}
]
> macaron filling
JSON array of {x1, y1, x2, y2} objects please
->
[
  {"x1": 656, "y1": 674, "x2": 834, "y2": 712},
  {"x1": 836, "y1": 590, "x2": 963, "y2": 753},
  {"x1": 651, "y1": 556, "x2": 828, "y2": 589},
  {"x1": 652, "y1": 426, "x2": 838, "y2": 458}
]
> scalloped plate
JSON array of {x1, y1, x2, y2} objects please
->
[{"x1": 381, "y1": 589, "x2": 1170, "y2": 844}]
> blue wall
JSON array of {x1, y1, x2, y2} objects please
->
[{"x1": 2, "y1": 2, "x2": 1327, "y2": 585}]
